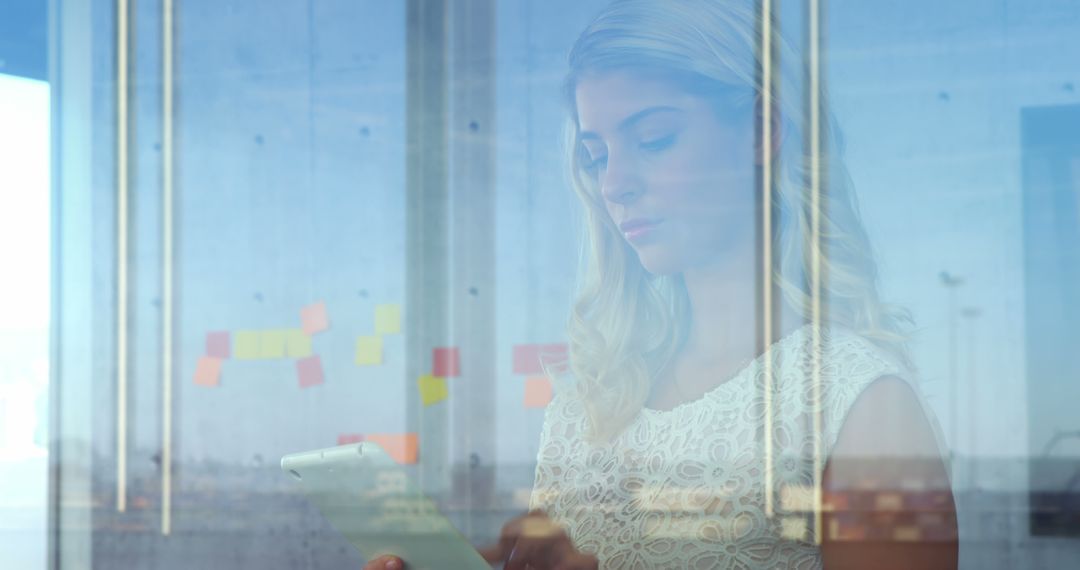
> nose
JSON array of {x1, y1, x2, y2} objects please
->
[{"x1": 600, "y1": 152, "x2": 643, "y2": 205}]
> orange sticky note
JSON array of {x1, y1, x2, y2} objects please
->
[
  {"x1": 417, "y1": 374, "x2": 448, "y2": 406},
  {"x1": 338, "y1": 433, "x2": 364, "y2": 445},
  {"x1": 367, "y1": 433, "x2": 419, "y2": 465},
  {"x1": 301, "y1": 301, "x2": 329, "y2": 335},
  {"x1": 523, "y1": 376, "x2": 553, "y2": 408},
  {"x1": 194, "y1": 357, "x2": 223, "y2": 387}
]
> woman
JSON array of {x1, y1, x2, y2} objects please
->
[{"x1": 369, "y1": 0, "x2": 957, "y2": 568}]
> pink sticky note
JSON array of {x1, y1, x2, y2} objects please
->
[
  {"x1": 296, "y1": 355, "x2": 324, "y2": 388},
  {"x1": 194, "y1": 357, "x2": 222, "y2": 387},
  {"x1": 206, "y1": 331, "x2": 230, "y2": 358},
  {"x1": 301, "y1": 301, "x2": 329, "y2": 335},
  {"x1": 338, "y1": 433, "x2": 364, "y2": 445},
  {"x1": 513, "y1": 345, "x2": 541, "y2": 375},
  {"x1": 513, "y1": 343, "x2": 568, "y2": 375},
  {"x1": 543, "y1": 344, "x2": 570, "y2": 375},
  {"x1": 524, "y1": 376, "x2": 553, "y2": 408},
  {"x1": 433, "y1": 347, "x2": 460, "y2": 377}
]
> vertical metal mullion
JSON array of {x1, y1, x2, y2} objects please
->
[
  {"x1": 116, "y1": 0, "x2": 130, "y2": 515},
  {"x1": 162, "y1": 0, "x2": 175, "y2": 536},
  {"x1": 760, "y1": 0, "x2": 777, "y2": 520},
  {"x1": 406, "y1": 0, "x2": 450, "y2": 496},
  {"x1": 808, "y1": 0, "x2": 825, "y2": 545},
  {"x1": 47, "y1": 0, "x2": 63, "y2": 564}
]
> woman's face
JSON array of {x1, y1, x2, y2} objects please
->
[{"x1": 575, "y1": 70, "x2": 758, "y2": 276}]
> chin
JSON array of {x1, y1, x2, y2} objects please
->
[{"x1": 636, "y1": 253, "x2": 684, "y2": 276}]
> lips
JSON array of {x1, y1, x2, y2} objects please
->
[{"x1": 619, "y1": 218, "x2": 662, "y2": 242}]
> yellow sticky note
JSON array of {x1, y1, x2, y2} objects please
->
[
  {"x1": 374, "y1": 304, "x2": 401, "y2": 335},
  {"x1": 235, "y1": 330, "x2": 261, "y2": 360},
  {"x1": 417, "y1": 374, "x2": 448, "y2": 406},
  {"x1": 355, "y1": 335, "x2": 383, "y2": 365},
  {"x1": 285, "y1": 329, "x2": 312, "y2": 358},
  {"x1": 260, "y1": 329, "x2": 286, "y2": 359}
]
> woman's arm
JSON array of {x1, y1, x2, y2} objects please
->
[{"x1": 820, "y1": 376, "x2": 959, "y2": 570}]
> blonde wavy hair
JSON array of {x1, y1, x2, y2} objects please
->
[{"x1": 560, "y1": 0, "x2": 911, "y2": 442}]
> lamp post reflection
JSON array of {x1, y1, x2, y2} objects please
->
[
  {"x1": 961, "y1": 306, "x2": 982, "y2": 492},
  {"x1": 939, "y1": 271, "x2": 965, "y2": 470}
]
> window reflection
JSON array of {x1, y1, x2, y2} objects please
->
[{"x1": 35, "y1": 0, "x2": 1080, "y2": 568}]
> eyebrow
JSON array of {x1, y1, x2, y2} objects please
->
[{"x1": 579, "y1": 105, "x2": 683, "y2": 141}]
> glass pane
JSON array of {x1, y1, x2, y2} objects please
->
[{"x1": 41, "y1": 0, "x2": 1080, "y2": 568}]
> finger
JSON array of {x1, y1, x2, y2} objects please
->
[
  {"x1": 362, "y1": 554, "x2": 404, "y2": 570},
  {"x1": 480, "y1": 513, "x2": 531, "y2": 567},
  {"x1": 553, "y1": 552, "x2": 599, "y2": 570},
  {"x1": 476, "y1": 543, "x2": 505, "y2": 565},
  {"x1": 504, "y1": 527, "x2": 571, "y2": 570},
  {"x1": 500, "y1": 510, "x2": 567, "y2": 570},
  {"x1": 497, "y1": 521, "x2": 520, "y2": 562},
  {"x1": 504, "y1": 539, "x2": 542, "y2": 570},
  {"x1": 496, "y1": 513, "x2": 531, "y2": 561}
]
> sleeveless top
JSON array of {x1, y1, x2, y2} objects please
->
[{"x1": 529, "y1": 325, "x2": 949, "y2": 569}]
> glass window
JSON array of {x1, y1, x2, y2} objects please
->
[{"x1": 35, "y1": 0, "x2": 1080, "y2": 568}]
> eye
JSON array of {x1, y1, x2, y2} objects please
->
[
  {"x1": 640, "y1": 134, "x2": 676, "y2": 152},
  {"x1": 583, "y1": 154, "x2": 608, "y2": 175}
]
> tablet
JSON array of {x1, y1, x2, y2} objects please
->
[{"x1": 281, "y1": 442, "x2": 490, "y2": 570}]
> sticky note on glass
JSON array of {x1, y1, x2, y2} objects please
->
[
  {"x1": 523, "y1": 376, "x2": 553, "y2": 408},
  {"x1": 356, "y1": 335, "x2": 383, "y2": 365},
  {"x1": 285, "y1": 329, "x2": 312, "y2": 358},
  {"x1": 300, "y1": 301, "x2": 329, "y2": 335},
  {"x1": 206, "y1": 331, "x2": 230, "y2": 358},
  {"x1": 432, "y1": 347, "x2": 460, "y2": 377},
  {"x1": 260, "y1": 329, "x2": 286, "y2": 359},
  {"x1": 417, "y1": 374, "x2": 448, "y2": 406},
  {"x1": 296, "y1": 355, "x2": 324, "y2": 388},
  {"x1": 194, "y1": 357, "x2": 223, "y2": 387},
  {"x1": 337, "y1": 433, "x2": 364, "y2": 445},
  {"x1": 367, "y1": 433, "x2": 419, "y2": 465},
  {"x1": 512, "y1": 343, "x2": 568, "y2": 375},
  {"x1": 374, "y1": 304, "x2": 401, "y2": 335},
  {"x1": 234, "y1": 330, "x2": 261, "y2": 360}
]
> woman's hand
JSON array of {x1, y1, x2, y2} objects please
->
[
  {"x1": 361, "y1": 554, "x2": 403, "y2": 570},
  {"x1": 478, "y1": 510, "x2": 598, "y2": 570},
  {"x1": 360, "y1": 510, "x2": 596, "y2": 570}
]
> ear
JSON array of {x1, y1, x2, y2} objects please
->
[{"x1": 753, "y1": 93, "x2": 784, "y2": 166}]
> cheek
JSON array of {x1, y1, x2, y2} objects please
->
[
  {"x1": 651, "y1": 147, "x2": 753, "y2": 215},
  {"x1": 651, "y1": 144, "x2": 757, "y2": 256}
]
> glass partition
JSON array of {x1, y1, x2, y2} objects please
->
[{"x1": 39, "y1": 0, "x2": 1080, "y2": 568}]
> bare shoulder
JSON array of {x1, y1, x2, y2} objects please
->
[
  {"x1": 821, "y1": 375, "x2": 959, "y2": 569},
  {"x1": 830, "y1": 375, "x2": 944, "y2": 459}
]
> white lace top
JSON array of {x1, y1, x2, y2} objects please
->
[{"x1": 529, "y1": 325, "x2": 948, "y2": 569}]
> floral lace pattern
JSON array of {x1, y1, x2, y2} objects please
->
[{"x1": 530, "y1": 326, "x2": 945, "y2": 569}]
